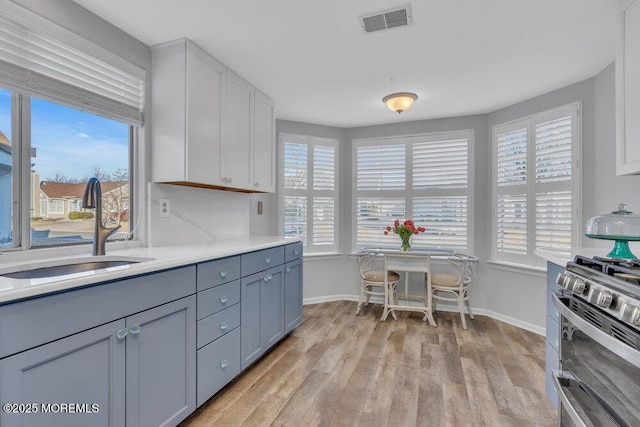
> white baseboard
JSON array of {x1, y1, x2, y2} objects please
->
[{"x1": 303, "y1": 294, "x2": 545, "y2": 336}]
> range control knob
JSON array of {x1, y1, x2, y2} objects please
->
[
  {"x1": 556, "y1": 272, "x2": 568, "y2": 287},
  {"x1": 571, "y1": 278, "x2": 586, "y2": 295},
  {"x1": 619, "y1": 303, "x2": 640, "y2": 325},
  {"x1": 588, "y1": 288, "x2": 613, "y2": 308}
]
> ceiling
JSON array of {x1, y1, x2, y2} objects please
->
[{"x1": 73, "y1": 0, "x2": 617, "y2": 128}]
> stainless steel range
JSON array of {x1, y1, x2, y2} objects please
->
[{"x1": 553, "y1": 255, "x2": 640, "y2": 426}]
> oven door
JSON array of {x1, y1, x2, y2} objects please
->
[{"x1": 553, "y1": 294, "x2": 640, "y2": 427}]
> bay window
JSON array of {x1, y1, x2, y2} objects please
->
[{"x1": 492, "y1": 103, "x2": 580, "y2": 266}]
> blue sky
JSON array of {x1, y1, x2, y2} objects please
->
[{"x1": 0, "y1": 88, "x2": 129, "y2": 181}]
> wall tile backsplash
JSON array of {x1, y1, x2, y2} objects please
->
[{"x1": 148, "y1": 183, "x2": 251, "y2": 246}]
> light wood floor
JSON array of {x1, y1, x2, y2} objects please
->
[{"x1": 181, "y1": 301, "x2": 557, "y2": 427}]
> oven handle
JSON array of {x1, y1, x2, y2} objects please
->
[
  {"x1": 553, "y1": 294, "x2": 640, "y2": 370},
  {"x1": 552, "y1": 370, "x2": 587, "y2": 427}
]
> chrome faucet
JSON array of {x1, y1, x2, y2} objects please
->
[{"x1": 82, "y1": 177, "x2": 121, "y2": 256}]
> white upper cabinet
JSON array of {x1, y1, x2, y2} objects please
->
[
  {"x1": 151, "y1": 39, "x2": 275, "y2": 193},
  {"x1": 253, "y1": 90, "x2": 276, "y2": 192},
  {"x1": 617, "y1": 0, "x2": 640, "y2": 175},
  {"x1": 151, "y1": 39, "x2": 225, "y2": 185},
  {"x1": 221, "y1": 70, "x2": 254, "y2": 190}
]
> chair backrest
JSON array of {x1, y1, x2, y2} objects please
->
[
  {"x1": 432, "y1": 254, "x2": 478, "y2": 288},
  {"x1": 357, "y1": 252, "x2": 381, "y2": 279}
]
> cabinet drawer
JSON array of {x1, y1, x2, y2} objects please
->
[
  {"x1": 197, "y1": 280, "x2": 240, "y2": 320},
  {"x1": 285, "y1": 242, "x2": 303, "y2": 262},
  {"x1": 547, "y1": 287, "x2": 560, "y2": 323},
  {"x1": 197, "y1": 256, "x2": 241, "y2": 292},
  {"x1": 197, "y1": 304, "x2": 240, "y2": 348},
  {"x1": 197, "y1": 327, "x2": 240, "y2": 407},
  {"x1": 546, "y1": 314, "x2": 560, "y2": 352},
  {"x1": 241, "y1": 246, "x2": 284, "y2": 276}
]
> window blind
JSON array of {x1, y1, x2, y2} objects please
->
[
  {"x1": 493, "y1": 104, "x2": 578, "y2": 264},
  {"x1": 354, "y1": 133, "x2": 471, "y2": 250},
  {"x1": 0, "y1": 14, "x2": 145, "y2": 125},
  {"x1": 282, "y1": 135, "x2": 338, "y2": 253}
]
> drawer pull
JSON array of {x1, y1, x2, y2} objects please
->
[
  {"x1": 265, "y1": 257, "x2": 271, "y2": 264},
  {"x1": 286, "y1": 267, "x2": 291, "y2": 273},
  {"x1": 129, "y1": 324, "x2": 141, "y2": 335},
  {"x1": 220, "y1": 321, "x2": 228, "y2": 330},
  {"x1": 220, "y1": 360, "x2": 228, "y2": 369},
  {"x1": 220, "y1": 295, "x2": 228, "y2": 304},
  {"x1": 116, "y1": 328, "x2": 128, "y2": 339},
  {"x1": 294, "y1": 250, "x2": 300, "y2": 255},
  {"x1": 219, "y1": 270, "x2": 227, "y2": 278},
  {"x1": 264, "y1": 274, "x2": 272, "y2": 282}
]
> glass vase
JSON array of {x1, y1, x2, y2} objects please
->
[{"x1": 400, "y1": 234, "x2": 412, "y2": 251}]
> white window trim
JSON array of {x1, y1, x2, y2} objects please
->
[
  {"x1": 491, "y1": 101, "x2": 582, "y2": 267},
  {"x1": 278, "y1": 132, "x2": 340, "y2": 254},
  {"x1": 351, "y1": 130, "x2": 475, "y2": 253}
]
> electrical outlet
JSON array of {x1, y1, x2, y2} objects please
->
[
  {"x1": 159, "y1": 198, "x2": 171, "y2": 218},
  {"x1": 257, "y1": 201, "x2": 263, "y2": 215}
]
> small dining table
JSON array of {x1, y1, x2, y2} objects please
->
[{"x1": 361, "y1": 246, "x2": 456, "y2": 326}]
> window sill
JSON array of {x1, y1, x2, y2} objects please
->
[
  {"x1": 486, "y1": 260, "x2": 546, "y2": 278},
  {"x1": 303, "y1": 252, "x2": 342, "y2": 261}
]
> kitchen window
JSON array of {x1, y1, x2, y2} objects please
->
[
  {"x1": 492, "y1": 103, "x2": 581, "y2": 267},
  {"x1": 0, "y1": 13, "x2": 144, "y2": 250},
  {"x1": 279, "y1": 133, "x2": 338, "y2": 254},
  {"x1": 353, "y1": 131, "x2": 473, "y2": 251}
]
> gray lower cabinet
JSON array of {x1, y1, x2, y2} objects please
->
[
  {"x1": 0, "y1": 267, "x2": 197, "y2": 427},
  {"x1": 284, "y1": 258, "x2": 303, "y2": 334},
  {"x1": 0, "y1": 320, "x2": 126, "y2": 427},
  {"x1": 125, "y1": 295, "x2": 196, "y2": 427},
  {"x1": 545, "y1": 261, "x2": 563, "y2": 410}
]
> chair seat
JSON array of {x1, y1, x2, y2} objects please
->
[
  {"x1": 363, "y1": 269, "x2": 400, "y2": 283},
  {"x1": 431, "y1": 273, "x2": 461, "y2": 288}
]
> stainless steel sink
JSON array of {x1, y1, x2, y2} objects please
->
[{"x1": 0, "y1": 257, "x2": 155, "y2": 279}]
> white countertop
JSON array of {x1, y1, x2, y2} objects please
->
[
  {"x1": 535, "y1": 246, "x2": 613, "y2": 267},
  {"x1": 0, "y1": 236, "x2": 295, "y2": 304}
]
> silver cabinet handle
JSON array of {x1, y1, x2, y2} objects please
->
[
  {"x1": 264, "y1": 274, "x2": 272, "y2": 282},
  {"x1": 219, "y1": 270, "x2": 227, "y2": 278},
  {"x1": 220, "y1": 360, "x2": 228, "y2": 369},
  {"x1": 129, "y1": 324, "x2": 141, "y2": 335},
  {"x1": 220, "y1": 321, "x2": 227, "y2": 330},
  {"x1": 294, "y1": 250, "x2": 300, "y2": 255},
  {"x1": 265, "y1": 257, "x2": 271, "y2": 264},
  {"x1": 228, "y1": 177, "x2": 233, "y2": 183},
  {"x1": 286, "y1": 267, "x2": 291, "y2": 273},
  {"x1": 220, "y1": 295, "x2": 228, "y2": 304},
  {"x1": 254, "y1": 182, "x2": 260, "y2": 186},
  {"x1": 116, "y1": 328, "x2": 128, "y2": 339}
]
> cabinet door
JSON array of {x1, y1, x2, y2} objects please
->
[
  {"x1": 187, "y1": 42, "x2": 226, "y2": 185},
  {"x1": 241, "y1": 272, "x2": 264, "y2": 369},
  {"x1": 263, "y1": 267, "x2": 285, "y2": 349},
  {"x1": 253, "y1": 90, "x2": 275, "y2": 192},
  {"x1": 125, "y1": 295, "x2": 196, "y2": 427},
  {"x1": 0, "y1": 320, "x2": 126, "y2": 427},
  {"x1": 284, "y1": 259, "x2": 303, "y2": 334},
  {"x1": 222, "y1": 70, "x2": 254, "y2": 189}
]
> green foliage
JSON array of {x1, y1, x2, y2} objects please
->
[{"x1": 68, "y1": 211, "x2": 95, "y2": 220}]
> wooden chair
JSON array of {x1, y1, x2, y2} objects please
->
[
  {"x1": 429, "y1": 254, "x2": 479, "y2": 329},
  {"x1": 356, "y1": 253, "x2": 400, "y2": 320}
]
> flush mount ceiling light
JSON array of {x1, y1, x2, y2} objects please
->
[{"x1": 382, "y1": 92, "x2": 418, "y2": 114}]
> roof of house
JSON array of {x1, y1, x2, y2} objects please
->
[
  {"x1": 39, "y1": 181, "x2": 128, "y2": 199},
  {"x1": 0, "y1": 130, "x2": 10, "y2": 154}
]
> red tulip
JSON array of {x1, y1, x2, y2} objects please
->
[
  {"x1": 394, "y1": 219, "x2": 400, "y2": 227},
  {"x1": 418, "y1": 227, "x2": 425, "y2": 232},
  {"x1": 383, "y1": 231, "x2": 389, "y2": 235},
  {"x1": 386, "y1": 226, "x2": 392, "y2": 231}
]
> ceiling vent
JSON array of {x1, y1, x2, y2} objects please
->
[{"x1": 360, "y1": 5, "x2": 412, "y2": 34}]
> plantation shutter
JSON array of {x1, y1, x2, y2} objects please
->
[
  {"x1": 493, "y1": 104, "x2": 578, "y2": 265},
  {"x1": 534, "y1": 114, "x2": 573, "y2": 254},
  {"x1": 412, "y1": 138, "x2": 469, "y2": 250},
  {"x1": 354, "y1": 133, "x2": 471, "y2": 250},
  {"x1": 0, "y1": 13, "x2": 145, "y2": 125},
  {"x1": 495, "y1": 122, "x2": 529, "y2": 261},
  {"x1": 282, "y1": 135, "x2": 338, "y2": 253}
]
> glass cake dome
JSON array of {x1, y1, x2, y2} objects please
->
[{"x1": 585, "y1": 203, "x2": 640, "y2": 259}]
